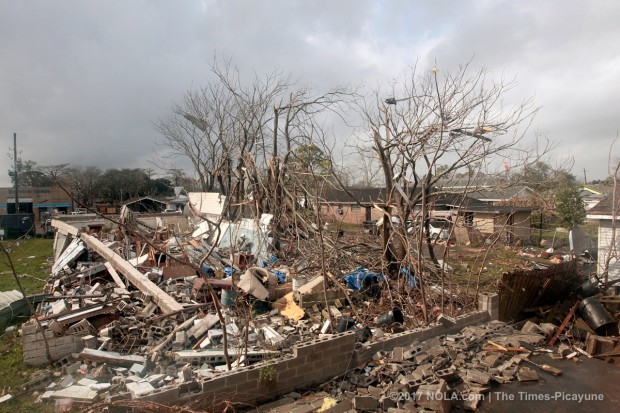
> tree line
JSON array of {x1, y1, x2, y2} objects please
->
[{"x1": 7, "y1": 161, "x2": 179, "y2": 205}]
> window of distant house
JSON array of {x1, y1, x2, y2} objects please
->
[{"x1": 351, "y1": 205, "x2": 361, "y2": 211}]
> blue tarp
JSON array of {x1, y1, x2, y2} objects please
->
[
  {"x1": 201, "y1": 265, "x2": 216, "y2": 277},
  {"x1": 270, "y1": 270, "x2": 287, "y2": 284},
  {"x1": 400, "y1": 267, "x2": 419, "y2": 289},
  {"x1": 260, "y1": 255, "x2": 279, "y2": 267},
  {"x1": 343, "y1": 267, "x2": 385, "y2": 291}
]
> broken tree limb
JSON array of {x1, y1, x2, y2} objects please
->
[
  {"x1": 326, "y1": 271, "x2": 358, "y2": 316},
  {"x1": 79, "y1": 232, "x2": 183, "y2": 314}
]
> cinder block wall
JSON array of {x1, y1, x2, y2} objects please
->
[
  {"x1": 114, "y1": 293, "x2": 499, "y2": 411},
  {"x1": 22, "y1": 322, "x2": 84, "y2": 366},
  {"x1": 125, "y1": 331, "x2": 358, "y2": 411}
]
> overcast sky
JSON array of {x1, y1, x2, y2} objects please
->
[{"x1": 2, "y1": 0, "x2": 619, "y2": 187}]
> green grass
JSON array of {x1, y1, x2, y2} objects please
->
[
  {"x1": 0, "y1": 238, "x2": 54, "y2": 412},
  {"x1": 0, "y1": 238, "x2": 53, "y2": 294},
  {"x1": 0, "y1": 331, "x2": 54, "y2": 412}
]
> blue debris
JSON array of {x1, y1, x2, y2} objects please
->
[
  {"x1": 343, "y1": 267, "x2": 385, "y2": 291},
  {"x1": 400, "y1": 267, "x2": 419, "y2": 289},
  {"x1": 260, "y1": 256, "x2": 279, "y2": 267},
  {"x1": 201, "y1": 265, "x2": 216, "y2": 277},
  {"x1": 270, "y1": 270, "x2": 287, "y2": 284},
  {"x1": 224, "y1": 267, "x2": 237, "y2": 278}
]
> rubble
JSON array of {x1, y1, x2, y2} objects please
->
[{"x1": 8, "y1": 204, "x2": 619, "y2": 411}]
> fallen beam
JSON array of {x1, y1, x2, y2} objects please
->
[
  {"x1": 51, "y1": 219, "x2": 81, "y2": 236},
  {"x1": 77, "y1": 348, "x2": 145, "y2": 367},
  {"x1": 104, "y1": 262, "x2": 127, "y2": 289},
  {"x1": 79, "y1": 232, "x2": 183, "y2": 314}
]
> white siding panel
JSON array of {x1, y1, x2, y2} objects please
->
[{"x1": 598, "y1": 219, "x2": 620, "y2": 281}]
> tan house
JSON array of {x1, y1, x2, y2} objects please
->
[
  {"x1": 319, "y1": 187, "x2": 531, "y2": 242},
  {"x1": 432, "y1": 193, "x2": 531, "y2": 243}
]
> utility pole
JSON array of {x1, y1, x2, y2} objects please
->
[
  {"x1": 13, "y1": 133, "x2": 19, "y2": 214},
  {"x1": 583, "y1": 168, "x2": 587, "y2": 185}
]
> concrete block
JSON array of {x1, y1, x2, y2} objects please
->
[
  {"x1": 415, "y1": 380, "x2": 451, "y2": 413},
  {"x1": 325, "y1": 398, "x2": 353, "y2": 413},
  {"x1": 353, "y1": 395, "x2": 378, "y2": 411},
  {"x1": 129, "y1": 363, "x2": 147, "y2": 377},
  {"x1": 126, "y1": 381, "x2": 155, "y2": 399}
]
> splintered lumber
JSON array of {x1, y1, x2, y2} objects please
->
[
  {"x1": 548, "y1": 300, "x2": 579, "y2": 346},
  {"x1": 524, "y1": 359, "x2": 562, "y2": 376},
  {"x1": 104, "y1": 262, "x2": 127, "y2": 289},
  {"x1": 79, "y1": 232, "x2": 183, "y2": 314},
  {"x1": 51, "y1": 238, "x2": 86, "y2": 276}
]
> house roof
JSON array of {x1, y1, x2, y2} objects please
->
[
  {"x1": 0, "y1": 290, "x2": 23, "y2": 312},
  {"x1": 122, "y1": 196, "x2": 167, "y2": 206},
  {"x1": 321, "y1": 187, "x2": 387, "y2": 204},
  {"x1": 433, "y1": 193, "x2": 531, "y2": 213},
  {"x1": 467, "y1": 186, "x2": 533, "y2": 201},
  {"x1": 435, "y1": 175, "x2": 509, "y2": 189},
  {"x1": 587, "y1": 191, "x2": 620, "y2": 216},
  {"x1": 432, "y1": 193, "x2": 489, "y2": 208},
  {"x1": 580, "y1": 186, "x2": 603, "y2": 195}
]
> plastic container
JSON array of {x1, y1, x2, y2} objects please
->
[
  {"x1": 579, "y1": 297, "x2": 616, "y2": 333},
  {"x1": 335, "y1": 316, "x2": 356, "y2": 333},
  {"x1": 221, "y1": 290, "x2": 237, "y2": 307},
  {"x1": 376, "y1": 308, "x2": 405, "y2": 327}
]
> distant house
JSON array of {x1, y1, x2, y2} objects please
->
[
  {"x1": 319, "y1": 187, "x2": 531, "y2": 242},
  {"x1": 468, "y1": 185, "x2": 534, "y2": 205},
  {"x1": 122, "y1": 196, "x2": 167, "y2": 213},
  {"x1": 587, "y1": 191, "x2": 620, "y2": 281},
  {"x1": 320, "y1": 187, "x2": 387, "y2": 224},
  {"x1": 433, "y1": 193, "x2": 532, "y2": 242},
  {"x1": 579, "y1": 186, "x2": 608, "y2": 211},
  {"x1": 165, "y1": 187, "x2": 189, "y2": 213}
]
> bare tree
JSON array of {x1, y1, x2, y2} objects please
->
[
  {"x1": 341, "y1": 62, "x2": 543, "y2": 320},
  {"x1": 157, "y1": 57, "x2": 356, "y2": 228},
  {"x1": 348, "y1": 146, "x2": 384, "y2": 187}
]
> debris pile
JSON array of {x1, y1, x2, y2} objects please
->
[
  {"x1": 19, "y1": 213, "x2": 420, "y2": 407},
  {"x1": 255, "y1": 319, "x2": 597, "y2": 412},
  {"x1": 9, "y1": 205, "x2": 619, "y2": 411}
]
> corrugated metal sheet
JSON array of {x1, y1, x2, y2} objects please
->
[{"x1": 0, "y1": 290, "x2": 24, "y2": 311}]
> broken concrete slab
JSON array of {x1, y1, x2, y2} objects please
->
[{"x1": 77, "y1": 348, "x2": 146, "y2": 367}]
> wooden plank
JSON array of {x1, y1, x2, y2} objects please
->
[
  {"x1": 548, "y1": 300, "x2": 579, "y2": 346},
  {"x1": 104, "y1": 262, "x2": 127, "y2": 289},
  {"x1": 51, "y1": 238, "x2": 85, "y2": 276},
  {"x1": 79, "y1": 232, "x2": 183, "y2": 314},
  {"x1": 51, "y1": 219, "x2": 80, "y2": 236}
]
